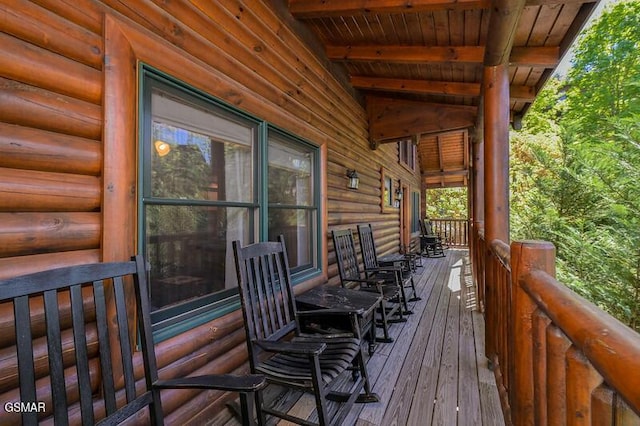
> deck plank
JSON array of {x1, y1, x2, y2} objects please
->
[
  {"x1": 406, "y1": 255, "x2": 454, "y2": 426},
  {"x1": 458, "y1": 257, "x2": 483, "y2": 426},
  {"x1": 379, "y1": 257, "x2": 449, "y2": 426},
  {"x1": 431, "y1": 270, "x2": 461, "y2": 425}
]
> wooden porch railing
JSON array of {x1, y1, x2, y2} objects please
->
[
  {"x1": 430, "y1": 218, "x2": 469, "y2": 247},
  {"x1": 474, "y1": 227, "x2": 640, "y2": 425}
]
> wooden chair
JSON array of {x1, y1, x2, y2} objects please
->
[
  {"x1": 425, "y1": 219, "x2": 449, "y2": 249},
  {"x1": 420, "y1": 218, "x2": 445, "y2": 257},
  {"x1": 0, "y1": 255, "x2": 266, "y2": 426},
  {"x1": 232, "y1": 236, "x2": 379, "y2": 426},
  {"x1": 332, "y1": 229, "x2": 405, "y2": 343},
  {"x1": 357, "y1": 224, "x2": 421, "y2": 312}
]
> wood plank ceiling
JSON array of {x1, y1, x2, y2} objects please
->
[{"x1": 287, "y1": 0, "x2": 599, "y2": 188}]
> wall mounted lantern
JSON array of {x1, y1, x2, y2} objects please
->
[
  {"x1": 395, "y1": 180, "x2": 403, "y2": 201},
  {"x1": 346, "y1": 169, "x2": 359, "y2": 189}
]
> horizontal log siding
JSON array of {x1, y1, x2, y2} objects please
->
[{"x1": 0, "y1": 0, "x2": 422, "y2": 423}]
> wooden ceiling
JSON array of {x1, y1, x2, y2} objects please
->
[{"x1": 287, "y1": 0, "x2": 599, "y2": 187}]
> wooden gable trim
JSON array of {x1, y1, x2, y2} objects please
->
[{"x1": 367, "y1": 97, "x2": 475, "y2": 149}]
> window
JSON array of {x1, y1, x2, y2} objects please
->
[
  {"x1": 268, "y1": 131, "x2": 317, "y2": 273},
  {"x1": 380, "y1": 167, "x2": 395, "y2": 212},
  {"x1": 139, "y1": 68, "x2": 320, "y2": 336},
  {"x1": 399, "y1": 138, "x2": 416, "y2": 170},
  {"x1": 411, "y1": 191, "x2": 421, "y2": 233}
]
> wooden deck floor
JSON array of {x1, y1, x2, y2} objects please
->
[{"x1": 221, "y1": 249, "x2": 505, "y2": 426}]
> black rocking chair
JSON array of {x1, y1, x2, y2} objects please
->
[
  {"x1": 332, "y1": 229, "x2": 406, "y2": 343},
  {"x1": 420, "y1": 218, "x2": 445, "y2": 257},
  {"x1": 232, "y1": 236, "x2": 379, "y2": 426},
  {"x1": 357, "y1": 224, "x2": 421, "y2": 312},
  {"x1": 0, "y1": 255, "x2": 266, "y2": 426}
]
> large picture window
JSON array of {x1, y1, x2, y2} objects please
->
[{"x1": 139, "y1": 68, "x2": 320, "y2": 335}]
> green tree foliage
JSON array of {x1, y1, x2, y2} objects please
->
[
  {"x1": 425, "y1": 187, "x2": 468, "y2": 219},
  {"x1": 511, "y1": 1, "x2": 640, "y2": 331}
]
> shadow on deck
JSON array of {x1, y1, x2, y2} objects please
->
[{"x1": 222, "y1": 250, "x2": 505, "y2": 426}]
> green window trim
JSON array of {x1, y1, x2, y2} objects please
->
[{"x1": 138, "y1": 65, "x2": 322, "y2": 342}]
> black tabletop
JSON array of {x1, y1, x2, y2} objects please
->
[{"x1": 296, "y1": 284, "x2": 381, "y2": 316}]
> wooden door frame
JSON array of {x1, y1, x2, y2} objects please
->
[{"x1": 401, "y1": 183, "x2": 410, "y2": 250}]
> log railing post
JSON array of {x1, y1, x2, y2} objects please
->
[{"x1": 510, "y1": 240, "x2": 556, "y2": 426}]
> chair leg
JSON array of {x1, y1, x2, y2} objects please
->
[
  {"x1": 238, "y1": 392, "x2": 255, "y2": 426},
  {"x1": 366, "y1": 317, "x2": 377, "y2": 355},
  {"x1": 397, "y1": 282, "x2": 413, "y2": 315},
  {"x1": 375, "y1": 299, "x2": 394, "y2": 343},
  {"x1": 254, "y1": 387, "x2": 266, "y2": 426},
  {"x1": 309, "y1": 355, "x2": 329, "y2": 426},
  {"x1": 354, "y1": 346, "x2": 380, "y2": 404},
  {"x1": 407, "y1": 276, "x2": 421, "y2": 302}
]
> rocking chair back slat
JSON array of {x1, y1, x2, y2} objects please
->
[
  {"x1": 357, "y1": 225, "x2": 379, "y2": 271},
  {"x1": 15, "y1": 295, "x2": 37, "y2": 426},
  {"x1": 93, "y1": 280, "x2": 117, "y2": 416},
  {"x1": 69, "y1": 284, "x2": 93, "y2": 423},
  {"x1": 43, "y1": 289, "x2": 68, "y2": 424},
  {"x1": 332, "y1": 229, "x2": 362, "y2": 284},
  {"x1": 234, "y1": 240, "x2": 297, "y2": 349}
]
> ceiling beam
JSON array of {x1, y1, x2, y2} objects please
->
[
  {"x1": 510, "y1": 46, "x2": 560, "y2": 67},
  {"x1": 289, "y1": 0, "x2": 491, "y2": 18},
  {"x1": 367, "y1": 96, "x2": 476, "y2": 149},
  {"x1": 327, "y1": 45, "x2": 484, "y2": 63},
  {"x1": 327, "y1": 45, "x2": 558, "y2": 66},
  {"x1": 510, "y1": 85, "x2": 536, "y2": 102},
  {"x1": 350, "y1": 75, "x2": 536, "y2": 101},
  {"x1": 351, "y1": 75, "x2": 480, "y2": 97},
  {"x1": 423, "y1": 169, "x2": 469, "y2": 177}
]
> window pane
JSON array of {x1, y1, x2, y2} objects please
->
[
  {"x1": 268, "y1": 208, "x2": 313, "y2": 270},
  {"x1": 384, "y1": 177, "x2": 393, "y2": 206},
  {"x1": 268, "y1": 135, "x2": 313, "y2": 206},
  {"x1": 145, "y1": 205, "x2": 252, "y2": 311},
  {"x1": 151, "y1": 90, "x2": 254, "y2": 202}
]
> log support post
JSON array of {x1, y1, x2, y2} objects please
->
[
  {"x1": 510, "y1": 241, "x2": 556, "y2": 426},
  {"x1": 483, "y1": 63, "x2": 510, "y2": 361},
  {"x1": 471, "y1": 131, "x2": 485, "y2": 309},
  {"x1": 483, "y1": 63, "x2": 509, "y2": 244}
]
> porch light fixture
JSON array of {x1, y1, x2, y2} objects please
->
[
  {"x1": 395, "y1": 180, "x2": 403, "y2": 201},
  {"x1": 154, "y1": 140, "x2": 171, "y2": 157},
  {"x1": 346, "y1": 169, "x2": 359, "y2": 189}
]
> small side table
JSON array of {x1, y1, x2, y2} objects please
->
[{"x1": 296, "y1": 285, "x2": 385, "y2": 354}]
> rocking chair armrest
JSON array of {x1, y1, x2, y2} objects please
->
[
  {"x1": 296, "y1": 335, "x2": 362, "y2": 346},
  {"x1": 366, "y1": 265, "x2": 400, "y2": 273},
  {"x1": 297, "y1": 308, "x2": 364, "y2": 317},
  {"x1": 155, "y1": 374, "x2": 267, "y2": 392},
  {"x1": 255, "y1": 339, "x2": 326, "y2": 356},
  {"x1": 345, "y1": 277, "x2": 386, "y2": 286},
  {"x1": 298, "y1": 331, "x2": 355, "y2": 339}
]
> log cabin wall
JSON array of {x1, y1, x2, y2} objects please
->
[{"x1": 0, "y1": 0, "x2": 422, "y2": 423}]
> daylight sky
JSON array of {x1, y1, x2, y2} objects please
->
[{"x1": 554, "y1": 0, "x2": 619, "y2": 77}]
